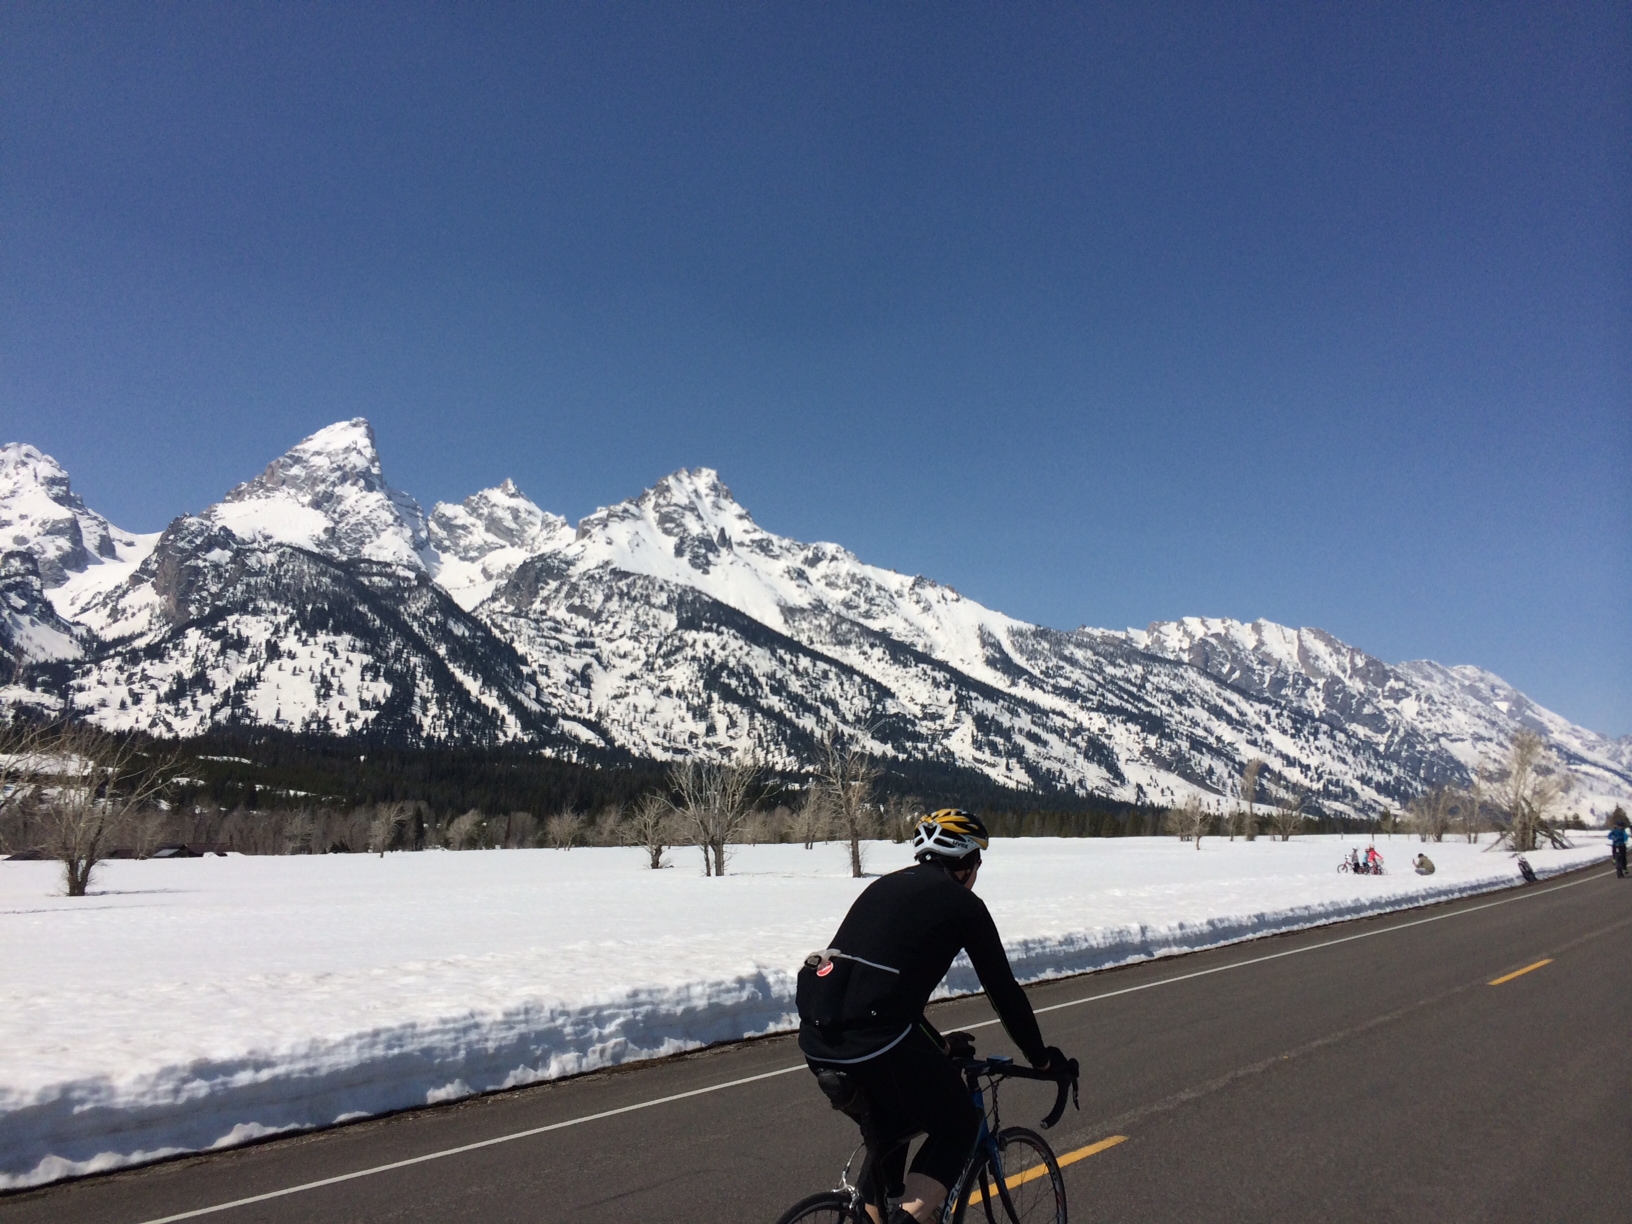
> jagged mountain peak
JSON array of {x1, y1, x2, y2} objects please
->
[
  {"x1": 203, "y1": 419, "x2": 429, "y2": 569},
  {"x1": 1, "y1": 443, "x2": 75, "y2": 500},
  {"x1": 0, "y1": 441, "x2": 141, "y2": 589},
  {"x1": 648, "y1": 465, "x2": 735, "y2": 504},
  {"x1": 222, "y1": 418, "x2": 390, "y2": 506},
  {"x1": 598, "y1": 466, "x2": 757, "y2": 547},
  {"x1": 430, "y1": 480, "x2": 565, "y2": 560},
  {"x1": 426, "y1": 479, "x2": 572, "y2": 610}
]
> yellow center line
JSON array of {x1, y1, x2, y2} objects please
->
[
  {"x1": 965, "y1": 1135, "x2": 1127, "y2": 1204},
  {"x1": 1488, "y1": 958, "x2": 1552, "y2": 986}
]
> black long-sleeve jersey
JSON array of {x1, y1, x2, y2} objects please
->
[{"x1": 795, "y1": 862, "x2": 1048, "y2": 1067}]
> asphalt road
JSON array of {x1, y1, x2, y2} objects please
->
[{"x1": 4, "y1": 864, "x2": 1628, "y2": 1224}]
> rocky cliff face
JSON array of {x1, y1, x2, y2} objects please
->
[
  {"x1": 0, "y1": 550, "x2": 85, "y2": 666},
  {"x1": 4, "y1": 420, "x2": 1628, "y2": 817}
]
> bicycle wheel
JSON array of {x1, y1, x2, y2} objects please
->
[
  {"x1": 951, "y1": 1127, "x2": 1066, "y2": 1224},
  {"x1": 774, "y1": 1190, "x2": 865, "y2": 1224}
]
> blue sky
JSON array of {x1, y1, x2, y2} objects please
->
[{"x1": 2, "y1": 2, "x2": 1627, "y2": 734}]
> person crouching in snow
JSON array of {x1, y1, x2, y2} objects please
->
[{"x1": 1413, "y1": 853, "x2": 1435, "y2": 876}]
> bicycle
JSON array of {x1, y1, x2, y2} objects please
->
[
  {"x1": 1338, "y1": 855, "x2": 1385, "y2": 875},
  {"x1": 774, "y1": 1046, "x2": 1081, "y2": 1224}
]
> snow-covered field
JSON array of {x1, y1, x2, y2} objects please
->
[{"x1": 0, "y1": 834, "x2": 1607, "y2": 1188}]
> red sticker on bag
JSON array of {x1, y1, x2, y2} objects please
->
[{"x1": 816, "y1": 961, "x2": 834, "y2": 977}]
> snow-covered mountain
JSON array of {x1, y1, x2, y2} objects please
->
[
  {"x1": 4, "y1": 420, "x2": 1628, "y2": 817},
  {"x1": 1129, "y1": 618, "x2": 1632, "y2": 816},
  {"x1": 202, "y1": 419, "x2": 430, "y2": 569},
  {"x1": 0, "y1": 442, "x2": 157, "y2": 661},
  {"x1": 2, "y1": 443, "x2": 126, "y2": 586},
  {"x1": 427, "y1": 480, "x2": 573, "y2": 610}
]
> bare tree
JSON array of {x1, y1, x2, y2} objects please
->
[
  {"x1": 591, "y1": 805, "x2": 624, "y2": 847},
  {"x1": 282, "y1": 807, "x2": 317, "y2": 854},
  {"x1": 1406, "y1": 787, "x2": 1455, "y2": 843},
  {"x1": 764, "y1": 804, "x2": 796, "y2": 844},
  {"x1": 880, "y1": 794, "x2": 920, "y2": 845},
  {"x1": 448, "y1": 808, "x2": 488, "y2": 850},
  {"x1": 1266, "y1": 785, "x2": 1306, "y2": 842},
  {"x1": 0, "y1": 717, "x2": 48, "y2": 854},
  {"x1": 740, "y1": 807, "x2": 775, "y2": 845},
  {"x1": 815, "y1": 732, "x2": 882, "y2": 878},
  {"x1": 36, "y1": 723, "x2": 177, "y2": 896},
  {"x1": 1235, "y1": 759, "x2": 1263, "y2": 841},
  {"x1": 130, "y1": 805, "x2": 174, "y2": 859},
  {"x1": 1490, "y1": 730, "x2": 1573, "y2": 853},
  {"x1": 368, "y1": 802, "x2": 413, "y2": 855},
  {"x1": 790, "y1": 788, "x2": 831, "y2": 850},
  {"x1": 1164, "y1": 795, "x2": 1211, "y2": 848},
  {"x1": 543, "y1": 809, "x2": 582, "y2": 850},
  {"x1": 665, "y1": 757, "x2": 762, "y2": 876},
  {"x1": 1462, "y1": 765, "x2": 1493, "y2": 843},
  {"x1": 625, "y1": 793, "x2": 673, "y2": 869}
]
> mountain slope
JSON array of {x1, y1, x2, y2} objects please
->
[
  {"x1": 1132, "y1": 617, "x2": 1632, "y2": 814},
  {"x1": 67, "y1": 515, "x2": 569, "y2": 745},
  {"x1": 51, "y1": 424, "x2": 576, "y2": 747},
  {"x1": 0, "y1": 444, "x2": 149, "y2": 670},
  {"x1": 472, "y1": 470, "x2": 1523, "y2": 812},
  {"x1": 3, "y1": 420, "x2": 1626, "y2": 817},
  {"x1": 0, "y1": 550, "x2": 85, "y2": 667}
]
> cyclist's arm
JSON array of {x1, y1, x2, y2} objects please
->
[{"x1": 962, "y1": 902, "x2": 1049, "y2": 1068}]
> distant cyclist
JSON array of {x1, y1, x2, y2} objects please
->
[
  {"x1": 1609, "y1": 816, "x2": 1629, "y2": 879},
  {"x1": 796, "y1": 810, "x2": 1072, "y2": 1224}
]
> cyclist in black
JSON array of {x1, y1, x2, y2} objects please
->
[{"x1": 796, "y1": 810, "x2": 1071, "y2": 1224}]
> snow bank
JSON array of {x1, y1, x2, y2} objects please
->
[{"x1": 0, "y1": 834, "x2": 1605, "y2": 1187}]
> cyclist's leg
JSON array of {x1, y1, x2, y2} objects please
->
[{"x1": 875, "y1": 1038, "x2": 981, "y2": 1223}]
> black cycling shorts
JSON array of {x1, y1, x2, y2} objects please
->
[{"x1": 808, "y1": 1027, "x2": 980, "y2": 1194}]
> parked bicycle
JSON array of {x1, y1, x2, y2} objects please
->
[{"x1": 775, "y1": 1044, "x2": 1080, "y2": 1224}]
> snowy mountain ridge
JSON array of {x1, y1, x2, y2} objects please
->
[
  {"x1": 3, "y1": 420, "x2": 1628, "y2": 817},
  {"x1": 1129, "y1": 616, "x2": 1629, "y2": 793}
]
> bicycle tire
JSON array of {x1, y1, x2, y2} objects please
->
[
  {"x1": 950, "y1": 1127, "x2": 1067, "y2": 1224},
  {"x1": 774, "y1": 1190, "x2": 865, "y2": 1224}
]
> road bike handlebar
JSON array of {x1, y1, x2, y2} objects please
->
[{"x1": 957, "y1": 1054, "x2": 1081, "y2": 1129}]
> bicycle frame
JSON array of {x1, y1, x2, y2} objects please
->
[
  {"x1": 943, "y1": 1062, "x2": 1016, "y2": 1223},
  {"x1": 807, "y1": 1054, "x2": 1075, "y2": 1224}
]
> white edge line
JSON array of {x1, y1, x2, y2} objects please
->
[
  {"x1": 132, "y1": 868, "x2": 1606, "y2": 1223},
  {"x1": 133, "y1": 1065, "x2": 805, "y2": 1224}
]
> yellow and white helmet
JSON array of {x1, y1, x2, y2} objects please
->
[{"x1": 912, "y1": 809, "x2": 990, "y2": 862}]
